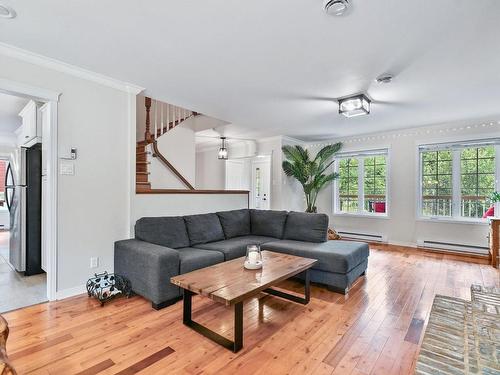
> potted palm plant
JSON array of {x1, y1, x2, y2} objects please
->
[{"x1": 282, "y1": 143, "x2": 342, "y2": 213}]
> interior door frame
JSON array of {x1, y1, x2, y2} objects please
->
[
  {"x1": 0, "y1": 78, "x2": 60, "y2": 301},
  {"x1": 250, "y1": 154, "x2": 272, "y2": 210}
]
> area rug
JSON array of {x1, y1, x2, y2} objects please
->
[{"x1": 415, "y1": 285, "x2": 499, "y2": 374}]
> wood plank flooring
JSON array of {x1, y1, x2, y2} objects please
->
[{"x1": 3, "y1": 245, "x2": 499, "y2": 375}]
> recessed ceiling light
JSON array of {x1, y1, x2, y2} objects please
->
[
  {"x1": 323, "y1": 0, "x2": 350, "y2": 16},
  {"x1": 0, "y1": 4, "x2": 16, "y2": 19},
  {"x1": 338, "y1": 94, "x2": 370, "y2": 118},
  {"x1": 375, "y1": 74, "x2": 394, "y2": 84}
]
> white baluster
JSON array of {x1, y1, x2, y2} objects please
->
[
  {"x1": 166, "y1": 104, "x2": 170, "y2": 132},
  {"x1": 154, "y1": 100, "x2": 158, "y2": 141},
  {"x1": 160, "y1": 102, "x2": 164, "y2": 136}
]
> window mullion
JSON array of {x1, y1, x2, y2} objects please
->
[
  {"x1": 358, "y1": 158, "x2": 364, "y2": 213},
  {"x1": 452, "y1": 149, "x2": 461, "y2": 218},
  {"x1": 334, "y1": 160, "x2": 340, "y2": 213}
]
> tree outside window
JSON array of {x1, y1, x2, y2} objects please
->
[
  {"x1": 420, "y1": 142, "x2": 498, "y2": 220},
  {"x1": 336, "y1": 151, "x2": 388, "y2": 215}
]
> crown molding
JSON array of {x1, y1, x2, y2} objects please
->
[
  {"x1": 0, "y1": 42, "x2": 144, "y2": 95},
  {"x1": 305, "y1": 117, "x2": 500, "y2": 148}
]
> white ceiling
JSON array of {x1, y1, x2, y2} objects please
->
[
  {"x1": 0, "y1": 92, "x2": 27, "y2": 133},
  {"x1": 1, "y1": 0, "x2": 500, "y2": 140}
]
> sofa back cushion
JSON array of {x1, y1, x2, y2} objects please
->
[
  {"x1": 283, "y1": 211, "x2": 329, "y2": 243},
  {"x1": 250, "y1": 209, "x2": 288, "y2": 239},
  {"x1": 184, "y1": 213, "x2": 225, "y2": 246},
  {"x1": 216, "y1": 209, "x2": 251, "y2": 239},
  {"x1": 135, "y1": 216, "x2": 190, "y2": 249}
]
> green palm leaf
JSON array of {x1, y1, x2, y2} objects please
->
[{"x1": 282, "y1": 143, "x2": 342, "y2": 212}]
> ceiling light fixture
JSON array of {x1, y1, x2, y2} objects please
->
[
  {"x1": 338, "y1": 94, "x2": 370, "y2": 118},
  {"x1": 0, "y1": 3, "x2": 16, "y2": 19},
  {"x1": 323, "y1": 0, "x2": 350, "y2": 16},
  {"x1": 218, "y1": 137, "x2": 228, "y2": 160},
  {"x1": 375, "y1": 73, "x2": 394, "y2": 84}
]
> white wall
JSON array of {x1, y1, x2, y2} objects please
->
[
  {"x1": 136, "y1": 94, "x2": 146, "y2": 142},
  {"x1": 149, "y1": 125, "x2": 196, "y2": 189},
  {"x1": 195, "y1": 147, "x2": 226, "y2": 190},
  {"x1": 0, "y1": 53, "x2": 134, "y2": 292},
  {"x1": 309, "y1": 119, "x2": 500, "y2": 249}
]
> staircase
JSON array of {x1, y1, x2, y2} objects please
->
[
  {"x1": 136, "y1": 140, "x2": 151, "y2": 192},
  {"x1": 136, "y1": 97, "x2": 198, "y2": 193}
]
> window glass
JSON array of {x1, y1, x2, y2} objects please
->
[
  {"x1": 338, "y1": 158, "x2": 359, "y2": 213},
  {"x1": 363, "y1": 156, "x2": 387, "y2": 213},
  {"x1": 421, "y1": 150, "x2": 452, "y2": 217},
  {"x1": 460, "y1": 146, "x2": 495, "y2": 218},
  {"x1": 419, "y1": 142, "x2": 498, "y2": 220}
]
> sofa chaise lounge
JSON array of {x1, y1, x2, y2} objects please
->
[{"x1": 114, "y1": 209, "x2": 369, "y2": 309}]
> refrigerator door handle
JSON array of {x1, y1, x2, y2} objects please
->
[{"x1": 5, "y1": 186, "x2": 12, "y2": 211}]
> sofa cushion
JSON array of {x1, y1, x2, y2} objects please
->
[
  {"x1": 194, "y1": 235, "x2": 277, "y2": 260},
  {"x1": 184, "y1": 213, "x2": 225, "y2": 246},
  {"x1": 250, "y1": 209, "x2": 288, "y2": 239},
  {"x1": 135, "y1": 216, "x2": 190, "y2": 249},
  {"x1": 216, "y1": 209, "x2": 251, "y2": 239},
  {"x1": 283, "y1": 211, "x2": 328, "y2": 243},
  {"x1": 177, "y1": 247, "x2": 224, "y2": 274},
  {"x1": 262, "y1": 240, "x2": 369, "y2": 274}
]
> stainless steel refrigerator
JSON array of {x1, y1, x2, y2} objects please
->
[{"x1": 5, "y1": 144, "x2": 43, "y2": 276}]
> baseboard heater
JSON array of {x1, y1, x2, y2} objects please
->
[
  {"x1": 337, "y1": 231, "x2": 387, "y2": 243},
  {"x1": 417, "y1": 240, "x2": 489, "y2": 255}
]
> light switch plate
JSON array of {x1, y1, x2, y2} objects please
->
[{"x1": 60, "y1": 161, "x2": 75, "y2": 175}]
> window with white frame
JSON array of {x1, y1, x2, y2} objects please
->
[
  {"x1": 419, "y1": 139, "x2": 500, "y2": 220},
  {"x1": 334, "y1": 149, "x2": 389, "y2": 215}
]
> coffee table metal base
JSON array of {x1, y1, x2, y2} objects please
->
[{"x1": 181, "y1": 269, "x2": 310, "y2": 352}]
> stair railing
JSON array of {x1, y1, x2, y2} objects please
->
[{"x1": 143, "y1": 97, "x2": 196, "y2": 190}]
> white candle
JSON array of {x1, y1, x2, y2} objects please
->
[{"x1": 248, "y1": 251, "x2": 258, "y2": 264}]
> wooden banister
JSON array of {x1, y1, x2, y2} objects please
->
[
  {"x1": 144, "y1": 97, "x2": 152, "y2": 143},
  {"x1": 141, "y1": 97, "x2": 201, "y2": 192},
  {"x1": 151, "y1": 141, "x2": 195, "y2": 190}
]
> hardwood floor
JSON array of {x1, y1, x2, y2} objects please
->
[{"x1": 3, "y1": 245, "x2": 499, "y2": 375}]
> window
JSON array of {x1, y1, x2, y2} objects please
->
[
  {"x1": 338, "y1": 158, "x2": 358, "y2": 212},
  {"x1": 419, "y1": 140, "x2": 500, "y2": 220},
  {"x1": 421, "y1": 150, "x2": 453, "y2": 217},
  {"x1": 335, "y1": 149, "x2": 388, "y2": 215}
]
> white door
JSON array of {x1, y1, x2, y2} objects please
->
[
  {"x1": 251, "y1": 156, "x2": 271, "y2": 210},
  {"x1": 225, "y1": 159, "x2": 251, "y2": 190}
]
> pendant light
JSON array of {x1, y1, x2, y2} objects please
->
[{"x1": 218, "y1": 137, "x2": 228, "y2": 160}]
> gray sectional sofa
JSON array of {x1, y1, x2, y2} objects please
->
[{"x1": 114, "y1": 209, "x2": 369, "y2": 309}]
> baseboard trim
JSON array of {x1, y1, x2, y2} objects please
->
[
  {"x1": 56, "y1": 284, "x2": 87, "y2": 300},
  {"x1": 369, "y1": 241, "x2": 490, "y2": 262}
]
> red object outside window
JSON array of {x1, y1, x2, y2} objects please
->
[
  {"x1": 483, "y1": 206, "x2": 494, "y2": 218},
  {"x1": 374, "y1": 202, "x2": 386, "y2": 213}
]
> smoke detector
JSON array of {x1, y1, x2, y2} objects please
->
[
  {"x1": 323, "y1": 0, "x2": 350, "y2": 16},
  {"x1": 0, "y1": 3, "x2": 16, "y2": 19}
]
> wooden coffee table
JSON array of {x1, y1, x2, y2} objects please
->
[{"x1": 170, "y1": 251, "x2": 317, "y2": 352}]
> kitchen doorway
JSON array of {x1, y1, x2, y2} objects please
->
[{"x1": 0, "y1": 80, "x2": 59, "y2": 310}]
